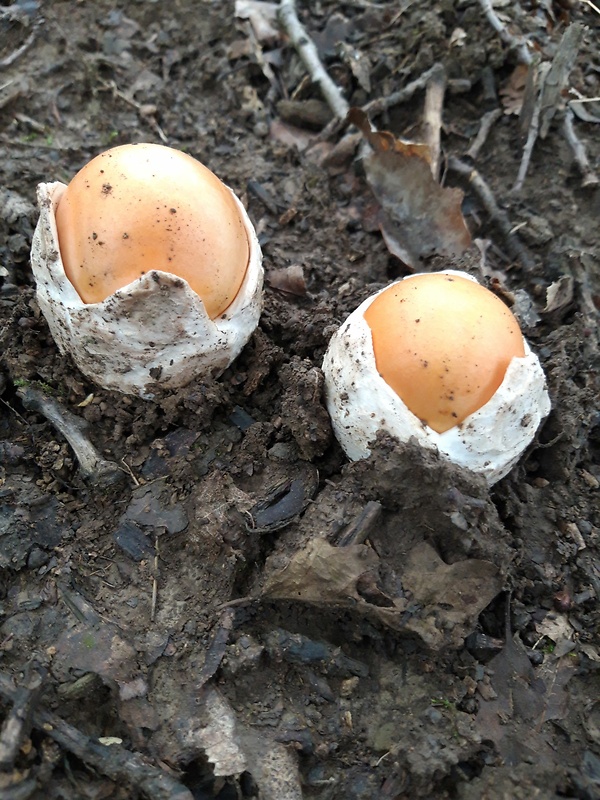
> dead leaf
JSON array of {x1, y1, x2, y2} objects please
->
[
  {"x1": 534, "y1": 613, "x2": 575, "y2": 645},
  {"x1": 269, "y1": 119, "x2": 315, "y2": 151},
  {"x1": 449, "y1": 27, "x2": 467, "y2": 48},
  {"x1": 261, "y1": 538, "x2": 501, "y2": 650},
  {"x1": 123, "y1": 479, "x2": 188, "y2": 534},
  {"x1": 398, "y1": 542, "x2": 502, "y2": 647},
  {"x1": 543, "y1": 274, "x2": 574, "y2": 314},
  {"x1": 337, "y1": 42, "x2": 371, "y2": 92},
  {"x1": 54, "y1": 622, "x2": 138, "y2": 688},
  {"x1": 348, "y1": 108, "x2": 471, "y2": 268},
  {"x1": 267, "y1": 265, "x2": 307, "y2": 297},
  {"x1": 500, "y1": 64, "x2": 529, "y2": 116},
  {"x1": 476, "y1": 618, "x2": 576, "y2": 766},
  {"x1": 262, "y1": 538, "x2": 379, "y2": 605}
]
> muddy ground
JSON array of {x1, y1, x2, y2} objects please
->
[{"x1": 0, "y1": 1, "x2": 599, "y2": 798}]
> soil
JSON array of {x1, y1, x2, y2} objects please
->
[{"x1": 0, "y1": 2, "x2": 599, "y2": 799}]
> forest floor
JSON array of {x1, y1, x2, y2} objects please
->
[{"x1": 0, "y1": 1, "x2": 599, "y2": 798}]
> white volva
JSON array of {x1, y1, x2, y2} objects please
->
[
  {"x1": 322, "y1": 272, "x2": 551, "y2": 485},
  {"x1": 30, "y1": 182, "x2": 263, "y2": 399}
]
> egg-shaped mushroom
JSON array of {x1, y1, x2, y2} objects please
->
[
  {"x1": 322, "y1": 271, "x2": 550, "y2": 485},
  {"x1": 30, "y1": 143, "x2": 263, "y2": 398}
]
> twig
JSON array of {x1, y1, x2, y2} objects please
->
[
  {"x1": 539, "y1": 23, "x2": 585, "y2": 139},
  {"x1": 0, "y1": 671, "x2": 193, "y2": 800},
  {"x1": 571, "y1": 254, "x2": 600, "y2": 358},
  {"x1": 512, "y1": 62, "x2": 550, "y2": 193},
  {"x1": 581, "y1": 0, "x2": 600, "y2": 14},
  {"x1": 0, "y1": 19, "x2": 42, "y2": 69},
  {"x1": 465, "y1": 108, "x2": 502, "y2": 160},
  {"x1": 0, "y1": 672, "x2": 43, "y2": 770},
  {"x1": 278, "y1": 0, "x2": 349, "y2": 120},
  {"x1": 447, "y1": 156, "x2": 536, "y2": 270},
  {"x1": 334, "y1": 501, "x2": 383, "y2": 547},
  {"x1": 563, "y1": 107, "x2": 599, "y2": 187},
  {"x1": 422, "y1": 64, "x2": 447, "y2": 180},
  {"x1": 17, "y1": 386, "x2": 124, "y2": 486},
  {"x1": 297, "y1": 63, "x2": 447, "y2": 150},
  {"x1": 151, "y1": 535, "x2": 159, "y2": 622},
  {"x1": 195, "y1": 608, "x2": 237, "y2": 692},
  {"x1": 478, "y1": 0, "x2": 532, "y2": 65},
  {"x1": 99, "y1": 79, "x2": 168, "y2": 143},
  {"x1": 363, "y1": 63, "x2": 444, "y2": 116}
]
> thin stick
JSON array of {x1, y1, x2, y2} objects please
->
[
  {"x1": 581, "y1": 0, "x2": 600, "y2": 14},
  {"x1": 422, "y1": 64, "x2": 447, "y2": 180},
  {"x1": 447, "y1": 156, "x2": 536, "y2": 270},
  {"x1": 0, "y1": 672, "x2": 42, "y2": 770},
  {"x1": 466, "y1": 108, "x2": 502, "y2": 160},
  {"x1": 0, "y1": 672, "x2": 193, "y2": 800},
  {"x1": 335, "y1": 501, "x2": 383, "y2": 547},
  {"x1": 278, "y1": 0, "x2": 349, "y2": 120},
  {"x1": 513, "y1": 63, "x2": 550, "y2": 193},
  {"x1": 17, "y1": 386, "x2": 124, "y2": 486},
  {"x1": 151, "y1": 535, "x2": 159, "y2": 622},
  {"x1": 0, "y1": 20, "x2": 42, "y2": 69},
  {"x1": 363, "y1": 63, "x2": 444, "y2": 116},
  {"x1": 478, "y1": 0, "x2": 532, "y2": 65},
  {"x1": 563, "y1": 107, "x2": 599, "y2": 187}
]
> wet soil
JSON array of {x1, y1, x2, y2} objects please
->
[{"x1": 0, "y1": 2, "x2": 599, "y2": 799}]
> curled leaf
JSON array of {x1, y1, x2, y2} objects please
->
[{"x1": 348, "y1": 108, "x2": 472, "y2": 268}]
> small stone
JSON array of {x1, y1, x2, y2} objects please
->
[{"x1": 340, "y1": 676, "x2": 360, "y2": 698}]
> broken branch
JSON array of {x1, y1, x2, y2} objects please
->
[
  {"x1": 478, "y1": 0, "x2": 533, "y2": 65},
  {"x1": 447, "y1": 156, "x2": 536, "y2": 270},
  {"x1": 0, "y1": 671, "x2": 193, "y2": 800},
  {"x1": 278, "y1": 0, "x2": 349, "y2": 120},
  {"x1": 363, "y1": 63, "x2": 444, "y2": 116},
  {"x1": 422, "y1": 64, "x2": 447, "y2": 180},
  {"x1": 465, "y1": 108, "x2": 502, "y2": 160},
  {"x1": 17, "y1": 386, "x2": 123, "y2": 486},
  {"x1": 563, "y1": 107, "x2": 599, "y2": 188}
]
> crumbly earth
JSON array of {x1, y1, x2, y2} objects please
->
[{"x1": 0, "y1": 2, "x2": 598, "y2": 799}]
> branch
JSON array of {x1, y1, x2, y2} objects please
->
[
  {"x1": 0, "y1": 672, "x2": 193, "y2": 800},
  {"x1": 478, "y1": 0, "x2": 533, "y2": 65},
  {"x1": 278, "y1": 0, "x2": 349, "y2": 120},
  {"x1": 17, "y1": 386, "x2": 123, "y2": 486},
  {"x1": 448, "y1": 157, "x2": 536, "y2": 270}
]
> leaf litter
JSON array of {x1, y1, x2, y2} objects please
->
[{"x1": 347, "y1": 107, "x2": 472, "y2": 268}]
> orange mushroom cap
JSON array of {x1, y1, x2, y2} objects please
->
[
  {"x1": 363, "y1": 273, "x2": 526, "y2": 433},
  {"x1": 55, "y1": 143, "x2": 250, "y2": 319}
]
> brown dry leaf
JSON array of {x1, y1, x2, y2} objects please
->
[
  {"x1": 338, "y1": 42, "x2": 371, "y2": 92},
  {"x1": 262, "y1": 538, "x2": 380, "y2": 605},
  {"x1": 261, "y1": 539, "x2": 501, "y2": 650},
  {"x1": 269, "y1": 119, "x2": 315, "y2": 151},
  {"x1": 267, "y1": 265, "x2": 307, "y2": 297},
  {"x1": 475, "y1": 610, "x2": 576, "y2": 767},
  {"x1": 543, "y1": 274, "x2": 574, "y2": 314},
  {"x1": 348, "y1": 108, "x2": 471, "y2": 269},
  {"x1": 400, "y1": 542, "x2": 502, "y2": 640},
  {"x1": 500, "y1": 64, "x2": 529, "y2": 116}
]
